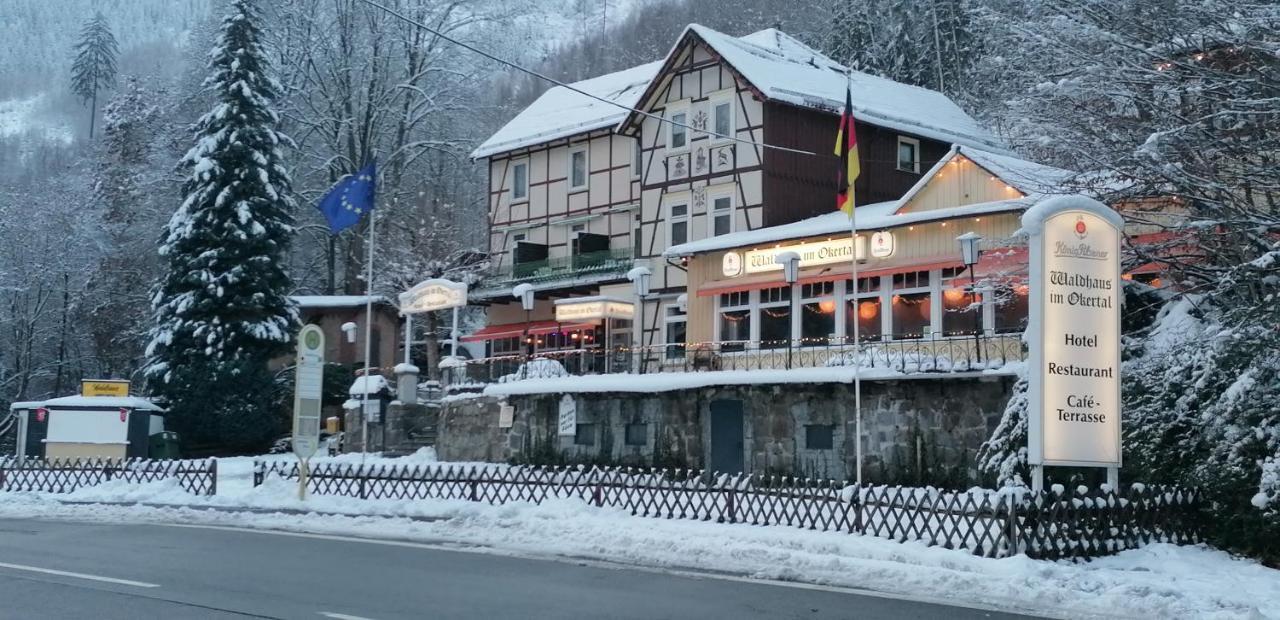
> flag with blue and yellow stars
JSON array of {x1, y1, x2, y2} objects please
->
[{"x1": 317, "y1": 161, "x2": 377, "y2": 234}]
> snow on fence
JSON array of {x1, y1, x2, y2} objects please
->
[
  {"x1": 0, "y1": 458, "x2": 218, "y2": 496},
  {"x1": 252, "y1": 462, "x2": 1202, "y2": 561}
]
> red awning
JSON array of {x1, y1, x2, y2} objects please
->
[
  {"x1": 696, "y1": 257, "x2": 963, "y2": 297},
  {"x1": 461, "y1": 320, "x2": 597, "y2": 342}
]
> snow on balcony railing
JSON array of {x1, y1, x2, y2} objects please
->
[{"x1": 446, "y1": 333, "x2": 1025, "y2": 386}]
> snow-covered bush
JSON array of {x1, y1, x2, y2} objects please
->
[
  {"x1": 824, "y1": 348, "x2": 954, "y2": 373},
  {"x1": 499, "y1": 358, "x2": 569, "y2": 383},
  {"x1": 1123, "y1": 291, "x2": 1280, "y2": 564}
]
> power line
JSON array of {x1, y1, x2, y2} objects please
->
[{"x1": 353, "y1": 0, "x2": 821, "y2": 157}]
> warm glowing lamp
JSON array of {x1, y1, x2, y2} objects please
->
[{"x1": 858, "y1": 300, "x2": 878, "y2": 320}]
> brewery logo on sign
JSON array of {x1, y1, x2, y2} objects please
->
[
  {"x1": 870, "y1": 231, "x2": 895, "y2": 258},
  {"x1": 1074, "y1": 216, "x2": 1088, "y2": 239},
  {"x1": 722, "y1": 251, "x2": 743, "y2": 277}
]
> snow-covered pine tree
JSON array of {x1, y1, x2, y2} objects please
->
[
  {"x1": 145, "y1": 0, "x2": 297, "y2": 452},
  {"x1": 70, "y1": 12, "x2": 119, "y2": 140},
  {"x1": 975, "y1": 372, "x2": 1028, "y2": 487}
]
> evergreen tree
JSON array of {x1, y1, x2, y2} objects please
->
[
  {"x1": 69, "y1": 13, "x2": 119, "y2": 140},
  {"x1": 145, "y1": 0, "x2": 297, "y2": 453}
]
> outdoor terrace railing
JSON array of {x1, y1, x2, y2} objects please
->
[
  {"x1": 452, "y1": 333, "x2": 1025, "y2": 385},
  {"x1": 0, "y1": 457, "x2": 218, "y2": 495},
  {"x1": 252, "y1": 462, "x2": 1202, "y2": 561}
]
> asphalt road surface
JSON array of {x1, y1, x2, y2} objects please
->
[{"x1": 0, "y1": 517, "x2": 1043, "y2": 620}]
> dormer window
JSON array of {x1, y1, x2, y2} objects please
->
[{"x1": 896, "y1": 136, "x2": 920, "y2": 173}]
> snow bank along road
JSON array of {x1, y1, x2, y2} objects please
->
[
  {"x1": 0, "y1": 517, "x2": 1039, "y2": 620},
  {"x1": 0, "y1": 452, "x2": 1274, "y2": 618}
]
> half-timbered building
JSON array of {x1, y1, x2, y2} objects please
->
[{"x1": 465, "y1": 24, "x2": 1006, "y2": 370}]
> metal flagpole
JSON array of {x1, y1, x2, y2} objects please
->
[
  {"x1": 845, "y1": 72, "x2": 864, "y2": 493},
  {"x1": 851, "y1": 190, "x2": 862, "y2": 491},
  {"x1": 361, "y1": 207, "x2": 376, "y2": 455}
]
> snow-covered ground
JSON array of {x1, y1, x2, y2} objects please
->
[
  {"x1": 1, "y1": 450, "x2": 1275, "y2": 619},
  {"x1": 0, "y1": 95, "x2": 74, "y2": 144}
]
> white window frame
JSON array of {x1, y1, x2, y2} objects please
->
[
  {"x1": 896, "y1": 136, "x2": 921, "y2": 174},
  {"x1": 568, "y1": 145, "x2": 589, "y2": 192},
  {"x1": 890, "y1": 269, "x2": 934, "y2": 339},
  {"x1": 667, "y1": 101, "x2": 690, "y2": 153},
  {"x1": 756, "y1": 285, "x2": 792, "y2": 348},
  {"x1": 666, "y1": 198, "x2": 690, "y2": 248},
  {"x1": 662, "y1": 304, "x2": 687, "y2": 359},
  {"x1": 707, "y1": 187, "x2": 735, "y2": 237},
  {"x1": 708, "y1": 90, "x2": 734, "y2": 144},
  {"x1": 632, "y1": 139, "x2": 643, "y2": 180},
  {"x1": 842, "y1": 275, "x2": 885, "y2": 343},
  {"x1": 714, "y1": 290, "x2": 754, "y2": 347},
  {"x1": 633, "y1": 213, "x2": 644, "y2": 259},
  {"x1": 798, "y1": 281, "x2": 837, "y2": 346},
  {"x1": 510, "y1": 159, "x2": 530, "y2": 203}
]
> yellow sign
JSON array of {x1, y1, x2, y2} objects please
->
[{"x1": 82, "y1": 380, "x2": 130, "y2": 397}]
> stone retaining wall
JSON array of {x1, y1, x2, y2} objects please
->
[{"x1": 436, "y1": 374, "x2": 1014, "y2": 484}]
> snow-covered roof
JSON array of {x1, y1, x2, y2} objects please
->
[
  {"x1": 959, "y1": 146, "x2": 1075, "y2": 195},
  {"x1": 625, "y1": 25, "x2": 1003, "y2": 151},
  {"x1": 474, "y1": 25, "x2": 1006, "y2": 161},
  {"x1": 552, "y1": 295, "x2": 632, "y2": 306},
  {"x1": 40, "y1": 395, "x2": 165, "y2": 411},
  {"x1": 664, "y1": 198, "x2": 1034, "y2": 257},
  {"x1": 471, "y1": 61, "x2": 662, "y2": 159},
  {"x1": 292, "y1": 295, "x2": 390, "y2": 309}
]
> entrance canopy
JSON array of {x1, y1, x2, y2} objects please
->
[{"x1": 461, "y1": 320, "x2": 597, "y2": 343}]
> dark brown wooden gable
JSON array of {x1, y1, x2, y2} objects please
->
[{"x1": 761, "y1": 102, "x2": 951, "y2": 228}]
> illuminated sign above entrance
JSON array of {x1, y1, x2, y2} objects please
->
[
  {"x1": 554, "y1": 297, "x2": 635, "y2": 322},
  {"x1": 743, "y1": 236, "x2": 871, "y2": 274}
]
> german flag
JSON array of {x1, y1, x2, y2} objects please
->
[{"x1": 834, "y1": 87, "x2": 860, "y2": 215}]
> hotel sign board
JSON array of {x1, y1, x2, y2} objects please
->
[
  {"x1": 554, "y1": 299, "x2": 634, "y2": 322},
  {"x1": 399, "y1": 279, "x2": 467, "y2": 314},
  {"x1": 742, "y1": 236, "x2": 870, "y2": 275},
  {"x1": 1025, "y1": 197, "x2": 1123, "y2": 468}
]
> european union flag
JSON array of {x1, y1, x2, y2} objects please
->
[{"x1": 317, "y1": 162, "x2": 377, "y2": 234}]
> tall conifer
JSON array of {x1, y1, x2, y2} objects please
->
[{"x1": 145, "y1": 0, "x2": 297, "y2": 451}]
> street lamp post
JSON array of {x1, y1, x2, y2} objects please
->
[
  {"x1": 956, "y1": 232, "x2": 984, "y2": 365},
  {"x1": 774, "y1": 251, "x2": 801, "y2": 370},
  {"x1": 627, "y1": 266, "x2": 652, "y2": 374},
  {"x1": 513, "y1": 283, "x2": 535, "y2": 379}
]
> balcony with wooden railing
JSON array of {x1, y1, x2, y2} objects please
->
[{"x1": 473, "y1": 248, "x2": 635, "y2": 298}]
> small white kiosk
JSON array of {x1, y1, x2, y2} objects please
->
[{"x1": 8, "y1": 382, "x2": 167, "y2": 460}]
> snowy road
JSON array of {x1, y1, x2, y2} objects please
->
[{"x1": 0, "y1": 517, "x2": 1040, "y2": 620}]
